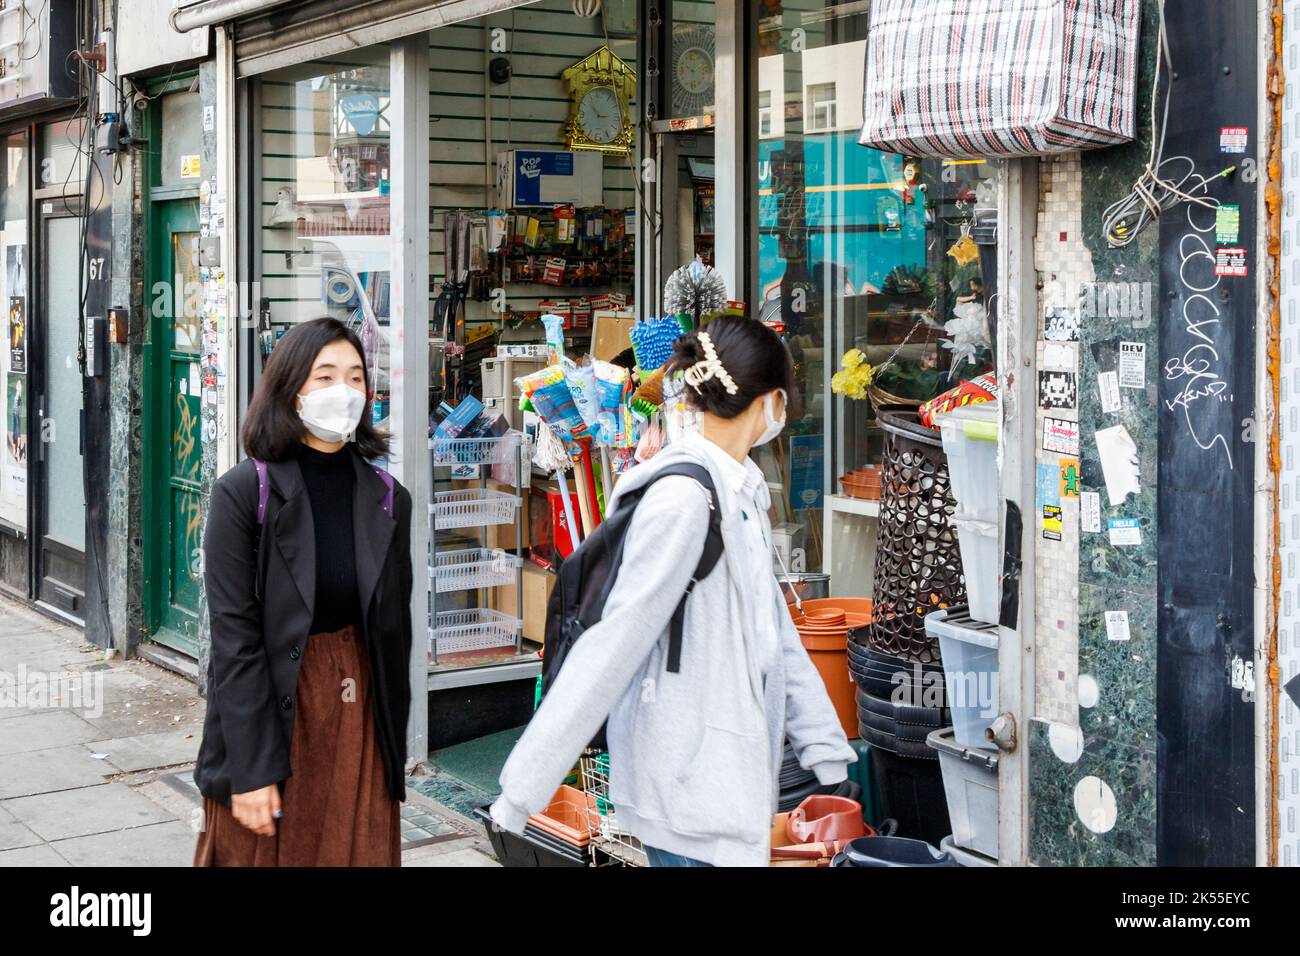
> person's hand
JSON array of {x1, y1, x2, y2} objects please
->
[{"x1": 231, "y1": 785, "x2": 281, "y2": 837}]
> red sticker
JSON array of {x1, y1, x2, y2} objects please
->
[{"x1": 1214, "y1": 247, "x2": 1248, "y2": 277}]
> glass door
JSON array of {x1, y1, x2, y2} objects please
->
[{"x1": 35, "y1": 207, "x2": 85, "y2": 618}]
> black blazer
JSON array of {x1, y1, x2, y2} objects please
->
[{"x1": 194, "y1": 450, "x2": 414, "y2": 804}]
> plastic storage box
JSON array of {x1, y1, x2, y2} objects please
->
[
  {"x1": 951, "y1": 513, "x2": 999, "y2": 624},
  {"x1": 926, "y1": 727, "x2": 999, "y2": 859},
  {"x1": 924, "y1": 606, "x2": 1000, "y2": 750},
  {"x1": 934, "y1": 402, "x2": 999, "y2": 525},
  {"x1": 940, "y1": 833, "x2": 996, "y2": 867}
]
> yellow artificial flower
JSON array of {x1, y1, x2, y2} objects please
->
[{"x1": 842, "y1": 348, "x2": 866, "y2": 371}]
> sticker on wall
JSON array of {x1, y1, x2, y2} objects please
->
[
  {"x1": 1042, "y1": 504, "x2": 1063, "y2": 541},
  {"x1": 1118, "y1": 341, "x2": 1146, "y2": 389},
  {"x1": 1214, "y1": 247, "x2": 1248, "y2": 277},
  {"x1": 1215, "y1": 204, "x2": 1240, "y2": 244},
  {"x1": 1042, "y1": 341, "x2": 1077, "y2": 371},
  {"x1": 1097, "y1": 370, "x2": 1122, "y2": 414},
  {"x1": 1038, "y1": 370, "x2": 1077, "y2": 410},
  {"x1": 1104, "y1": 610, "x2": 1131, "y2": 642},
  {"x1": 203, "y1": 104, "x2": 215, "y2": 132},
  {"x1": 1043, "y1": 306, "x2": 1080, "y2": 342},
  {"x1": 1043, "y1": 417, "x2": 1080, "y2": 456},
  {"x1": 1037, "y1": 463, "x2": 1060, "y2": 509},
  {"x1": 1107, "y1": 517, "x2": 1141, "y2": 547},
  {"x1": 180, "y1": 154, "x2": 201, "y2": 179},
  {"x1": 1059, "y1": 458, "x2": 1080, "y2": 499},
  {"x1": 1095, "y1": 424, "x2": 1141, "y2": 506},
  {"x1": 1074, "y1": 776, "x2": 1118, "y2": 834},
  {"x1": 1219, "y1": 126, "x2": 1248, "y2": 153},
  {"x1": 1081, "y1": 491, "x2": 1102, "y2": 534}
]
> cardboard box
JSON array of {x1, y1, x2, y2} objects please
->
[
  {"x1": 591, "y1": 309, "x2": 636, "y2": 362},
  {"x1": 491, "y1": 561, "x2": 557, "y2": 644},
  {"x1": 496, "y1": 149, "x2": 604, "y2": 209}
]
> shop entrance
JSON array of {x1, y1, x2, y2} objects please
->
[
  {"x1": 33, "y1": 204, "x2": 85, "y2": 620},
  {"x1": 144, "y1": 201, "x2": 203, "y2": 656}
]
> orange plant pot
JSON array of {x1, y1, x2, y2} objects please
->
[{"x1": 787, "y1": 598, "x2": 872, "y2": 739}]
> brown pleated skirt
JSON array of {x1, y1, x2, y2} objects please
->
[{"x1": 193, "y1": 624, "x2": 400, "y2": 867}]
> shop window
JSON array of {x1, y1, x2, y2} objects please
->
[
  {"x1": 253, "y1": 45, "x2": 393, "y2": 434},
  {"x1": 751, "y1": 2, "x2": 999, "y2": 579},
  {"x1": 668, "y1": 0, "x2": 716, "y2": 120},
  {"x1": 0, "y1": 132, "x2": 28, "y2": 535}
]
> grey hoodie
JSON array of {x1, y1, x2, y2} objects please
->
[{"x1": 490, "y1": 435, "x2": 857, "y2": 867}]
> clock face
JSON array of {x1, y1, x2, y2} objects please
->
[
  {"x1": 675, "y1": 46, "x2": 713, "y2": 95},
  {"x1": 577, "y1": 86, "x2": 624, "y2": 145}
]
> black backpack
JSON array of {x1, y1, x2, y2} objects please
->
[{"x1": 541, "y1": 463, "x2": 724, "y2": 747}]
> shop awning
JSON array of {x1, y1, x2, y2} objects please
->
[{"x1": 176, "y1": 0, "x2": 541, "y2": 77}]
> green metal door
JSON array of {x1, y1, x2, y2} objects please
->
[{"x1": 145, "y1": 201, "x2": 202, "y2": 655}]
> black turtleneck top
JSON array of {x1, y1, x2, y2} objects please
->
[{"x1": 297, "y1": 444, "x2": 362, "y2": 634}]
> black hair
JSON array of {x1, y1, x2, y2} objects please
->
[
  {"x1": 241, "y1": 316, "x2": 390, "y2": 462},
  {"x1": 668, "y1": 314, "x2": 796, "y2": 419}
]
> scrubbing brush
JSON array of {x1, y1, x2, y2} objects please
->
[{"x1": 629, "y1": 316, "x2": 685, "y2": 371}]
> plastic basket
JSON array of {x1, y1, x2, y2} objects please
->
[
  {"x1": 934, "y1": 403, "x2": 999, "y2": 525},
  {"x1": 432, "y1": 548, "x2": 522, "y2": 593},
  {"x1": 924, "y1": 606, "x2": 1000, "y2": 750},
  {"x1": 429, "y1": 608, "x2": 521, "y2": 654},
  {"x1": 429, "y1": 432, "x2": 522, "y2": 466},
  {"x1": 431, "y1": 488, "x2": 518, "y2": 530}
]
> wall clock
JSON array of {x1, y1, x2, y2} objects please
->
[
  {"x1": 671, "y1": 25, "x2": 715, "y2": 118},
  {"x1": 562, "y1": 46, "x2": 636, "y2": 156}
]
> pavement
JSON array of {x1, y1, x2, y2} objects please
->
[{"x1": 0, "y1": 595, "x2": 499, "y2": 867}]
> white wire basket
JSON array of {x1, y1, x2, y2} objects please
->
[
  {"x1": 432, "y1": 548, "x2": 522, "y2": 593},
  {"x1": 430, "y1": 488, "x2": 518, "y2": 530},
  {"x1": 429, "y1": 433, "x2": 522, "y2": 466},
  {"x1": 428, "y1": 608, "x2": 521, "y2": 655},
  {"x1": 580, "y1": 751, "x2": 647, "y2": 867}
]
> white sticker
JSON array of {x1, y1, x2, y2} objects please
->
[
  {"x1": 1098, "y1": 370, "x2": 1122, "y2": 414},
  {"x1": 189, "y1": 363, "x2": 201, "y2": 396},
  {"x1": 1107, "y1": 517, "x2": 1142, "y2": 547},
  {"x1": 1096, "y1": 424, "x2": 1141, "y2": 506},
  {"x1": 203, "y1": 105, "x2": 215, "y2": 131},
  {"x1": 1118, "y1": 342, "x2": 1146, "y2": 389},
  {"x1": 1105, "y1": 610, "x2": 1132, "y2": 643},
  {"x1": 1042, "y1": 342, "x2": 1077, "y2": 371},
  {"x1": 1081, "y1": 492, "x2": 1102, "y2": 533}
]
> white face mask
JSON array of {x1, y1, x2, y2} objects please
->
[
  {"x1": 753, "y1": 389, "x2": 787, "y2": 447},
  {"x1": 297, "y1": 382, "x2": 366, "y2": 443}
]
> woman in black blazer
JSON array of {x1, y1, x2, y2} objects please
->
[{"x1": 193, "y1": 317, "x2": 414, "y2": 867}]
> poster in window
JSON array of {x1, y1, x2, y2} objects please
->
[
  {"x1": 5, "y1": 240, "x2": 23, "y2": 373},
  {"x1": 788, "y1": 433, "x2": 824, "y2": 511},
  {"x1": 2, "y1": 373, "x2": 26, "y2": 528}
]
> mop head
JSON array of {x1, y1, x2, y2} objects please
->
[
  {"x1": 663, "y1": 256, "x2": 728, "y2": 320},
  {"x1": 629, "y1": 317, "x2": 685, "y2": 372},
  {"x1": 533, "y1": 423, "x2": 571, "y2": 473}
]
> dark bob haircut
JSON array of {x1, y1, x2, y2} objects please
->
[
  {"x1": 241, "y1": 316, "x2": 390, "y2": 462},
  {"x1": 667, "y1": 314, "x2": 796, "y2": 420}
]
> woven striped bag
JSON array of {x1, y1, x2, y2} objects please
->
[{"x1": 859, "y1": 0, "x2": 1141, "y2": 159}]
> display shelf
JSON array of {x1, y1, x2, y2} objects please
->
[
  {"x1": 429, "y1": 608, "x2": 522, "y2": 655},
  {"x1": 431, "y1": 548, "x2": 522, "y2": 593},
  {"x1": 430, "y1": 488, "x2": 518, "y2": 530}
]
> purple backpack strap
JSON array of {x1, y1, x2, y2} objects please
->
[
  {"x1": 373, "y1": 466, "x2": 395, "y2": 518},
  {"x1": 254, "y1": 459, "x2": 270, "y2": 525}
]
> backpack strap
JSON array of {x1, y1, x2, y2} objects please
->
[
  {"x1": 372, "y1": 466, "x2": 395, "y2": 518},
  {"x1": 254, "y1": 459, "x2": 270, "y2": 525},
  {"x1": 619, "y1": 462, "x2": 723, "y2": 674}
]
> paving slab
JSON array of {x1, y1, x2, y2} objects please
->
[
  {"x1": 0, "y1": 802, "x2": 41, "y2": 851},
  {"x1": 85, "y1": 729, "x2": 202, "y2": 773},
  {"x1": 0, "y1": 842, "x2": 72, "y2": 866},
  {"x1": 2, "y1": 783, "x2": 179, "y2": 842},
  {"x1": 0, "y1": 745, "x2": 115, "y2": 799},
  {"x1": 51, "y1": 820, "x2": 197, "y2": 867},
  {"x1": 0, "y1": 709, "x2": 101, "y2": 755}
]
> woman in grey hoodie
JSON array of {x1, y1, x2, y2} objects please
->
[{"x1": 491, "y1": 316, "x2": 856, "y2": 867}]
